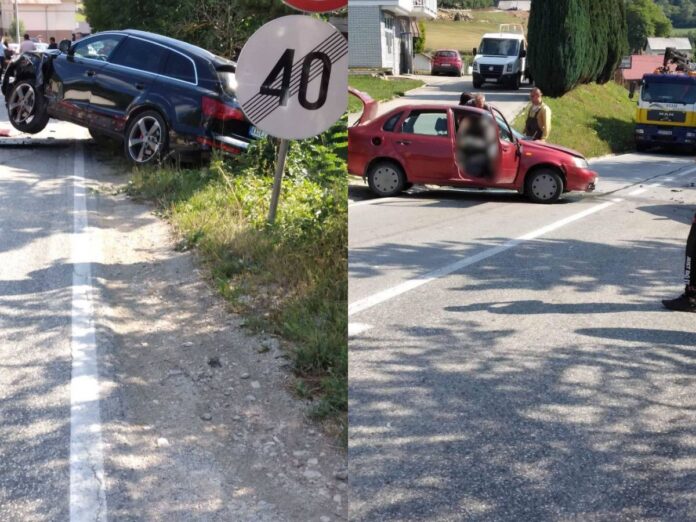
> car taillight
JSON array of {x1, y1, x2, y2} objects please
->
[{"x1": 202, "y1": 96, "x2": 245, "y2": 121}]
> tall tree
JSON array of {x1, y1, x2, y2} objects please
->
[
  {"x1": 626, "y1": 0, "x2": 672, "y2": 52},
  {"x1": 528, "y1": 0, "x2": 627, "y2": 97},
  {"x1": 83, "y1": 0, "x2": 294, "y2": 58}
]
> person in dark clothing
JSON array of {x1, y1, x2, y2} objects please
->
[
  {"x1": 662, "y1": 212, "x2": 696, "y2": 312},
  {"x1": 459, "y1": 91, "x2": 473, "y2": 105},
  {"x1": 48, "y1": 37, "x2": 57, "y2": 50}
]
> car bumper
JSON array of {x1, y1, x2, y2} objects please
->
[
  {"x1": 473, "y1": 72, "x2": 517, "y2": 83},
  {"x1": 432, "y1": 65, "x2": 460, "y2": 74},
  {"x1": 566, "y1": 167, "x2": 598, "y2": 192},
  {"x1": 635, "y1": 124, "x2": 696, "y2": 145}
]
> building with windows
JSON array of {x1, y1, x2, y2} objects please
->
[
  {"x1": 1, "y1": 0, "x2": 78, "y2": 42},
  {"x1": 349, "y1": 0, "x2": 437, "y2": 75}
]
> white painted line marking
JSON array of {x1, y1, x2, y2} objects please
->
[
  {"x1": 629, "y1": 182, "x2": 661, "y2": 196},
  {"x1": 349, "y1": 196, "x2": 399, "y2": 208},
  {"x1": 70, "y1": 143, "x2": 107, "y2": 522},
  {"x1": 349, "y1": 323, "x2": 373, "y2": 336},
  {"x1": 676, "y1": 166, "x2": 696, "y2": 177},
  {"x1": 349, "y1": 200, "x2": 616, "y2": 316}
]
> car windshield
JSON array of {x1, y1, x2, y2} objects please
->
[
  {"x1": 641, "y1": 81, "x2": 696, "y2": 105},
  {"x1": 479, "y1": 38, "x2": 519, "y2": 57},
  {"x1": 436, "y1": 51, "x2": 457, "y2": 58},
  {"x1": 493, "y1": 113, "x2": 524, "y2": 141}
]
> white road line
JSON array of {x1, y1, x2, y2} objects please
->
[
  {"x1": 349, "y1": 200, "x2": 616, "y2": 316},
  {"x1": 676, "y1": 166, "x2": 696, "y2": 177},
  {"x1": 349, "y1": 197, "x2": 398, "y2": 208},
  {"x1": 70, "y1": 143, "x2": 107, "y2": 522},
  {"x1": 629, "y1": 182, "x2": 662, "y2": 196},
  {"x1": 349, "y1": 323, "x2": 373, "y2": 336}
]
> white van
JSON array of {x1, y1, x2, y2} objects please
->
[{"x1": 472, "y1": 24, "x2": 530, "y2": 90}]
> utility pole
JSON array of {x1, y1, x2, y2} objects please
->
[{"x1": 14, "y1": 0, "x2": 20, "y2": 44}]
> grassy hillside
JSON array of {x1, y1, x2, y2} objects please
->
[
  {"x1": 424, "y1": 9, "x2": 529, "y2": 54},
  {"x1": 512, "y1": 82, "x2": 636, "y2": 158}
]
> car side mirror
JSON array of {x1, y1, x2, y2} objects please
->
[
  {"x1": 59, "y1": 40, "x2": 72, "y2": 54},
  {"x1": 520, "y1": 49, "x2": 526, "y2": 58},
  {"x1": 472, "y1": 47, "x2": 477, "y2": 55}
]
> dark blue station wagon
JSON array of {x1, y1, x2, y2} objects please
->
[{"x1": 2, "y1": 29, "x2": 260, "y2": 164}]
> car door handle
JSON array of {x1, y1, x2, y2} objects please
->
[
  {"x1": 396, "y1": 140, "x2": 411, "y2": 145},
  {"x1": 86, "y1": 69, "x2": 96, "y2": 77},
  {"x1": 135, "y1": 83, "x2": 145, "y2": 90}
]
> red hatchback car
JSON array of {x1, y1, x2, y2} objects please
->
[
  {"x1": 432, "y1": 50, "x2": 463, "y2": 76},
  {"x1": 348, "y1": 91, "x2": 598, "y2": 203}
]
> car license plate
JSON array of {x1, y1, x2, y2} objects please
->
[
  {"x1": 249, "y1": 126, "x2": 266, "y2": 139},
  {"x1": 487, "y1": 78, "x2": 498, "y2": 83},
  {"x1": 657, "y1": 129, "x2": 672, "y2": 136},
  {"x1": 442, "y1": 63, "x2": 451, "y2": 67}
]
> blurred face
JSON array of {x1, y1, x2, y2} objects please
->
[
  {"x1": 474, "y1": 96, "x2": 485, "y2": 108},
  {"x1": 531, "y1": 91, "x2": 542, "y2": 105}
]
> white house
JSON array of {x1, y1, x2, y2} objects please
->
[
  {"x1": 1, "y1": 0, "x2": 78, "y2": 42},
  {"x1": 349, "y1": 0, "x2": 438, "y2": 75},
  {"x1": 645, "y1": 37, "x2": 692, "y2": 56}
]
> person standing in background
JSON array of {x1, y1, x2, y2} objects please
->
[
  {"x1": 48, "y1": 37, "x2": 58, "y2": 50},
  {"x1": 524, "y1": 87, "x2": 551, "y2": 141},
  {"x1": 19, "y1": 34, "x2": 35, "y2": 53}
]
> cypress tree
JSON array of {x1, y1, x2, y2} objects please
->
[{"x1": 529, "y1": 0, "x2": 627, "y2": 96}]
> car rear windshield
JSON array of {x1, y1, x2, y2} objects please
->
[
  {"x1": 642, "y1": 81, "x2": 696, "y2": 105},
  {"x1": 436, "y1": 51, "x2": 458, "y2": 58},
  {"x1": 480, "y1": 38, "x2": 519, "y2": 57}
]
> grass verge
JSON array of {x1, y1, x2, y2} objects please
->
[
  {"x1": 348, "y1": 76, "x2": 424, "y2": 113},
  {"x1": 424, "y1": 9, "x2": 529, "y2": 54},
  {"x1": 127, "y1": 121, "x2": 348, "y2": 439},
  {"x1": 512, "y1": 82, "x2": 636, "y2": 158}
]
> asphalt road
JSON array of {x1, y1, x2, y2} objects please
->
[
  {"x1": 349, "y1": 152, "x2": 696, "y2": 521},
  {"x1": 0, "y1": 113, "x2": 346, "y2": 519},
  {"x1": 375, "y1": 74, "x2": 531, "y2": 121}
]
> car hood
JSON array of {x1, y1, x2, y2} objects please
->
[
  {"x1": 521, "y1": 140, "x2": 585, "y2": 159},
  {"x1": 475, "y1": 55, "x2": 517, "y2": 65}
]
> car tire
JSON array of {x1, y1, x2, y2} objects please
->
[
  {"x1": 7, "y1": 80, "x2": 49, "y2": 134},
  {"x1": 367, "y1": 160, "x2": 406, "y2": 197},
  {"x1": 525, "y1": 168, "x2": 563, "y2": 203},
  {"x1": 511, "y1": 73, "x2": 521, "y2": 90},
  {"x1": 635, "y1": 141, "x2": 648, "y2": 152},
  {"x1": 124, "y1": 110, "x2": 168, "y2": 166},
  {"x1": 473, "y1": 79, "x2": 483, "y2": 89}
]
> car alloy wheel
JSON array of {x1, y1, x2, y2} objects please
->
[
  {"x1": 9, "y1": 83, "x2": 36, "y2": 125},
  {"x1": 128, "y1": 115, "x2": 163, "y2": 164}
]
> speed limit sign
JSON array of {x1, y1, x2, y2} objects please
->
[
  {"x1": 236, "y1": 16, "x2": 348, "y2": 140},
  {"x1": 282, "y1": 0, "x2": 347, "y2": 11}
]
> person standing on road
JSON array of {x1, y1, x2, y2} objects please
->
[
  {"x1": 662, "y1": 212, "x2": 696, "y2": 312},
  {"x1": 19, "y1": 34, "x2": 35, "y2": 53},
  {"x1": 48, "y1": 37, "x2": 57, "y2": 50},
  {"x1": 524, "y1": 87, "x2": 551, "y2": 142}
]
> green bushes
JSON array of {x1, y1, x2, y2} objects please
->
[{"x1": 528, "y1": 0, "x2": 626, "y2": 97}]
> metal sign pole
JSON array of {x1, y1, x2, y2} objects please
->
[
  {"x1": 268, "y1": 138, "x2": 290, "y2": 224},
  {"x1": 14, "y1": 0, "x2": 19, "y2": 44}
]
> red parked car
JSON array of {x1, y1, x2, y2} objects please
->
[
  {"x1": 348, "y1": 90, "x2": 598, "y2": 203},
  {"x1": 432, "y1": 49, "x2": 463, "y2": 76}
]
